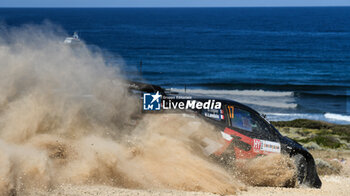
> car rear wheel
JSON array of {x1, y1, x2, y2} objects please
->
[{"x1": 293, "y1": 154, "x2": 307, "y2": 185}]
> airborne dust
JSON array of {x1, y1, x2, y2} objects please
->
[{"x1": 0, "y1": 24, "x2": 296, "y2": 195}]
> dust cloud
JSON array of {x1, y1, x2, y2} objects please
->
[
  {"x1": 236, "y1": 154, "x2": 296, "y2": 187},
  {"x1": 0, "y1": 24, "x2": 244, "y2": 195},
  {"x1": 0, "y1": 24, "x2": 296, "y2": 196}
]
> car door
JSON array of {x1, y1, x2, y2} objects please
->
[{"x1": 220, "y1": 104, "x2": 281, "y2": 159}]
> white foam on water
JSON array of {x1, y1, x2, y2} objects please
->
[
  {"x1": 324, "y1": 113, "x2": 350, "y2": 123},
  {"x1": 266, "y1": 113, "x2": 350, "y2": 124},
  {"x1": 171, "y1": 88, "x2": 293, "y2": 97},
  {"x1": 237, "y1": 100, "x2": 297, "y2": 109},
  {"x1": 170, "y1": 88, "x2": 297, "y2": 109}
]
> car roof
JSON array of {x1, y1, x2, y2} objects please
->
[{"x1": 194, "y1": 97, "x2": 260, "y2": 115}]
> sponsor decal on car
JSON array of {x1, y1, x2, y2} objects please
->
[
  {"x1": 253, "y1": 139, "x2": 281, "y2": 153},
  {"x1": 228, "y1": 105, "x2": 234, "y2": 118},
  {"x1": 202, "y1": 109, "x2": 225, "y2": 120},
  {"x1": 204, "y1": 112, "x2": 220, "y2": 119},
  {"x1": 220, "y1": 109, "x2": 225, "y2": 119}
]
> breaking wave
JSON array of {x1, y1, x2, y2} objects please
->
[
  {"x1": 170, "y1": 88, "x2": 297, "y2": 109},
  {"x1": 324, "y1": 113, "x2": 350, "y2": 123},
  {"x1": 266, "y1": 113, "x2": 350, "y2": 124},
  {"x1": 170, "y1": 88, "x2": 294, "y2": 97}
]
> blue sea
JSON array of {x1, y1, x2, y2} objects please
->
[{"x1": 0, "y1": 7, "x2": 350, "y2": 124}]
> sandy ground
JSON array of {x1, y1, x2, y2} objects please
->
[
  {"x1": 27, "y1": 175, "x2": 350, "y2": 196},
  {"x1": 30, "y1": 185, "x2": 219, "y2": 196},
  {"x1": 238, "y1": 154, "x2": 350, "y2": 196},
  {"x1": 237, "y1": 176, "x2": 350, "y2": 196},
  {"x1": 28, "y1": 158, "x2": 350, "y2": 196}
]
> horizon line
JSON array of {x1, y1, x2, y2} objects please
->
[{"x1": 1, "y1": 5, "x2": 350, "y2": 8}]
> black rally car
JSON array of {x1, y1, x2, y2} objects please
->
[
  {"x1": 129, "y1": 81, "x2": 322, "y2": 188},
  {"x1": 190, "y1": 98, "x2": 321, "y2": 188}
]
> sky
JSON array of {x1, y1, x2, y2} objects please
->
[{"x1": 0, "y1": 0, "x2": 350, "y2": 8}]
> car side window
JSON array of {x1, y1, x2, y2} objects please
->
[{"x1": 227, "y1": 105, "x2": 270, "y2": 134}]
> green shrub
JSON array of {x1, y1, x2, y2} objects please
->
[{"x1": 271, "y1": 119, "x2": 350, "y2": 137}]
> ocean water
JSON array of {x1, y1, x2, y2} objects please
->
[{"x1": 0, "y1": 7, "x2": 349, "y2": 124}]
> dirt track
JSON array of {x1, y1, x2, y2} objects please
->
[
  {"x1": 28, "y1": 156, "x2": 350, "y2": 196},
  {"x1": 238, "y1": 176, "x2": 350, "y2": 196},
  {"x1": 27, "y1": 175, "x2": 349, "y2": 196}
]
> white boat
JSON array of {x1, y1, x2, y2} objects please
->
[{"x1": 64, "y1": 32, "x2": 81, "y2": 45}]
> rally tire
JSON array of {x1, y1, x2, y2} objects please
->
[{"x1": 293, "y1": 154, "x2": 307, "y2": 185}]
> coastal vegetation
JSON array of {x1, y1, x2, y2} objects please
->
[{"x1": 272, "y1": 119, "x2": 350, "y2": 150}]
